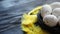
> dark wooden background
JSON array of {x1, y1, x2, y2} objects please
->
[{"x1": 0, "y1": 0, "x2": 60, "y2": 34}]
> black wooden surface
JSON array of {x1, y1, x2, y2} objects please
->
[{"x1": 0, "y1": 0, "x2": 60, "y2": 34}]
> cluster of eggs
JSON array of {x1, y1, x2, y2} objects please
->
[{"x1": 41, "y1": 2, "x2": 60, "y2": 27}]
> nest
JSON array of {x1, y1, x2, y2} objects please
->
[{"x1": 37, "y1": 13, "x2": 60, "y2": 34}]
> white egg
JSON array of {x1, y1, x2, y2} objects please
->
[
  {"x1": 41, "y1": 4, "x2": 52, "y2": 18},
  {"x1": 50, "y1": 2, "x2": 60, "y2": 9},
  {"x1": 43, "y1": 15, "x2": 58, "y2": 27},
  {"x1": 52, "y1": 8, "x2": 60, "y2": 17}
]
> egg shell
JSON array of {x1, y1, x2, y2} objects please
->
[
  {"x1": 41, "y1": 4, "x2": 52, "y2": 18},
  {"x1": 52, "y1": 8, "x2": 60, "y2": 17},
  {"x1": 43, "y1": 15, "x2": 58, "y2": 27},
  {"x1": 50, "y1": 2, "x2": 60, "y2": 9}
]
